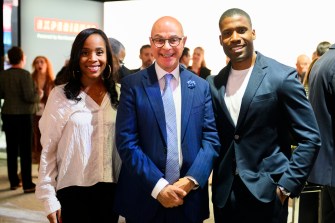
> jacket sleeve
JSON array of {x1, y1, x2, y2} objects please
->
[{"x1": 277, "y1": 69, "x2": 321, "y2": 197}]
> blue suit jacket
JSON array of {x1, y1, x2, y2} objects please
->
[
  {"x1": 114, "y1": 64, "x2": 220, "y2": 222},
  {"x1": 207, "y1": 52, "x2": 321, "y2": 208},
  {"x1": 308, "y1": 44, "x2": 335, "y2": 186}
]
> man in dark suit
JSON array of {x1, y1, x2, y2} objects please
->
[
  {"x1": 115, "y1": 16, "x2": 220, "y2": 223},
  {"x1": 180, "y1": 47, "x2": 191, "y2": 68},
  {"x1": 207, "y1": 8, "x2": 321, "y2": 223},
  {"x1": 308, "y1": 43, "x2": 335, "y2": 223}
]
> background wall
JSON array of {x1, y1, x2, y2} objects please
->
[
  {"x1": 21, "y1": 0, "x2": 103, "y2": 73},
  {"x1": 104, "y1": 0, "x2": 334, "y2": 75}
]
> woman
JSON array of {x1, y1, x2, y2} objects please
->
[
  {"x1": 31, "y1": 56, "x2": 55, "y2": 165},
  {"x1": 302, "y1": 58, "x2": 318, "y2": 98},
  {"x1": 0, "y1": 46, "x2": 40, "y2": 193},
  {"x1": 35, "y1": 28, "x2": 121, "y2": 223},
  {"x1": 187, "y1": 46, "x2": 211, "y2": 79}
]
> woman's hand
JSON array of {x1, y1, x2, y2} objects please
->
[{"x1": 47, "y1": 209, "x2": 62, "y2": 223}]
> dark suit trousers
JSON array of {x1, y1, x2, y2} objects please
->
[
  {"x1": 214, "y1": 175, "x2": 288, "y2": 223},
  {"x1": 321, "y1": 185, "x2": 335, "y2": 223},
  {"x1": 126, "y1": 205, "x2": 203, "y2": 223},
  {"x1": 2, "y1": 114, "x2": 34, "y2": 189}
]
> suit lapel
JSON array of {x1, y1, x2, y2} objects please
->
[
  {"x1": 180, "y1": 69, "x2": 194, "y2": 142},
  {"x1": 235, "y1": 59, "x2": 266, "y2": 130},
  {"x1": 142, "y1": 65, "x2": 167, "y2": 143}
]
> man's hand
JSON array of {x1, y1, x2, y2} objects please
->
[
  {"x1": 173, "y1": 177, "x2": 195, "y2": 195},
  {"x1": 157, "y1": 185, "x2": 187, "y2": 208},
  {"x1": 276, "y1": 187, "x2": 288, "y2": 205}
]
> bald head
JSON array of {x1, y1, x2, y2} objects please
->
[
  {"x1": 296, "y1": 54, "x2": 311, "y2": 75},
  {"x1": 151, "y1": 16, "x2": 184, "y2": 37},
  {"x1": 149, "y1": 16, "x2": 187, "y2": 72}
]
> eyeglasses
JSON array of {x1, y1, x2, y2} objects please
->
[{"x1": 151, "y1": 37, "x2": 184, "y2": 48}]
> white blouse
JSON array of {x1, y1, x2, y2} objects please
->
[{"x1": 35, "y1": 85, "x2": 121, "y2": 215}]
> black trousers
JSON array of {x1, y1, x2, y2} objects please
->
[
  {"x1": 214, "y1": 175, "x2": 288, "y2": 223},
  {"x1": 2, "y1": 114, "x2": 34, "y2": 189},
  {"x1": 321, "y1": 185, "x2": 335, "y2": 223},
  {"x1": 57, "y1": 182, "x2": 119, "y2": 223}
]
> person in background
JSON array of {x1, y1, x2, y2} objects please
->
[
  {"x1": 296, "y1": 54, "x2": 311, "y2": 83},
  {"x1": 0, "y1": 46, "x2": 41, "y2": 193},
  {"x1": 179, "y1": 47, "x2": 191, "y2": 68},
  {"x1": 295, "y1": 40, "x2": 331, "y2": 222},
  {"x1": 31, "y1": 56, "x2": 55, "y2": 165},
  {"x1": 54, "y1": 59, "x2": 69, "y2": 85},
  {"x1": 114, "y1": 16, "x2": 220, "y2": 223},
  {"x1": 109, "y1": 37, "x2": 132, "y2": 81},
  {"x1": 207, "y1": 8, "x2": 321, "y2": 223},
  {"x1": 131, "y1": 44, "x2": 155, "y2": 73},
  {"x1": 308, "y1": 43, "x2": 335, "y2": 223},
  {"x1": 35, "y1": 28, "x2": 121, "y2": 223},
  {"x1": 302, "y1": 59, "x2": 318, "y2": 98},
  {"x1": 311, "y1": 51, "x2": 318, "y2": 60},
  {"x1": 188, "y1": 46, "x2": 211, "y2": 79},
  {"x1": 303, "y1": 41, "x2": 331, "y2": 97},
  {"x1": 315, "y1": 41, "x2": 331, "y2": 58}
]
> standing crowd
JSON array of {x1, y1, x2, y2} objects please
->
[{"x1": 0, "y1": 7, "x2": 334, "y2": 223}]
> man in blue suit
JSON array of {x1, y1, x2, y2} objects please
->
[
  {"x1": 308, "y1": 43, "x2": 335, "y2": 223},
  {"x1": 115, "y1": 16, "x2": 220, "y2": 223},
  {"x1": 207, "y1": 8, "x2": 321, "y2": 223}
]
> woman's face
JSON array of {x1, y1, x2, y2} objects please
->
[
  {"x1": 79, "y1": 33, "x2": 107, "y2": 83},
  {"x1": 34, "y1": 57, "x2": 47, "y2": 74},
  {"x1": 192, "y1": 49, "x2": 203, "y2": 65}
]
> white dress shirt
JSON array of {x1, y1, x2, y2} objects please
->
[{"x1": 35, "y1": 85, "x2": 121, "y2": 215}]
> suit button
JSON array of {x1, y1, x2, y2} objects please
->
[
  {"x1": 163, "y1": 147, "x2": 167, "y2": 154},
  {"x1": 234, "y1": 135, "x2": 240, "y2": 140}
]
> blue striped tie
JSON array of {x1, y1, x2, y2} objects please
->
[{"x1": 162, "y1": 74, "x2": 179, "y2": 184}]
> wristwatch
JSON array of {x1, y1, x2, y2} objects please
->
[{"x1": 278, "y1": 186, "x2": 291, "y2": 197}]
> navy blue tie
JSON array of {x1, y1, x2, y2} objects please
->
[{"x1": 162, "y1": 74, "x2": 179, "y2": 184}]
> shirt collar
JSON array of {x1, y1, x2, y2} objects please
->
[{"x1": 155, "y1": 62, "x2": 180, "y2": 81}]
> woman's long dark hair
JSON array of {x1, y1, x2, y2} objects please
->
[{"x1": 64, "y1": 28, "x2": 118, "y2": 107}]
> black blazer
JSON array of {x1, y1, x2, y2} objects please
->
[
  {"x1": 118, "y1": 65, "x2": 133, "y2": 81},
  {"x1": 130, "y1": 68, "x2": 141, "y2": 74},
  {"x1": 308, "y1": 43, "x2": 335, "y2": 186},
  {"x1": 187, "y1": 66, "x2": 211, "y2": 80}
]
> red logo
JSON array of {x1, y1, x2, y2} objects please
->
[{"x1": 34, "y1": 17, "x2": 98, "y2": 35}]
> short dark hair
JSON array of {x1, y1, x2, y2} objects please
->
[
  {"x1": 140, "y1": 44, "x2": 151, "y2": 54},
  {"x1": 180, "y1": 47, "x2": 190, "y2": 62},
  {"x1": 219, "y1": 8, "x2": 252, "y2": 27},
  {"x1": 7, "y1": 46, "x2": 24, "y2": 65}
]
